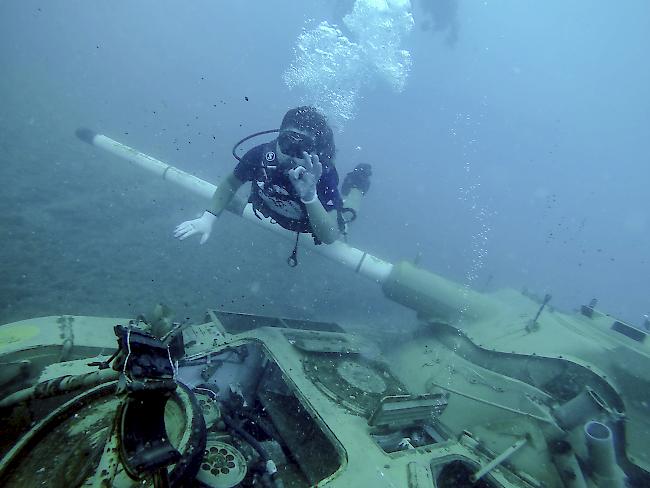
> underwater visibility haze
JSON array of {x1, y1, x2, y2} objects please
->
[{"x1": 1, "y1": 1, "x2": 649, "y2": 487}]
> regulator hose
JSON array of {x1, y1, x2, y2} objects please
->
[{"x1": 232, "y1": 129, "x2": 279, "y2": 161}]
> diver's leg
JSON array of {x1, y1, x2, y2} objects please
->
[
  {"x1": 343, "y1": 187, "x2": 364, "y2": 215},
  {"x1": 341, "y1": 163, "x2": 372, "y2": 221}
]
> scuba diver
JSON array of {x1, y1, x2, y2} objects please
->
[{"x1": 174, "y1": 106, "x2": 372, "y2": 265}]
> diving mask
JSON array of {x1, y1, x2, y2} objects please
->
[{"x1": 278, "y1": 130, "x2": 316, "y2": 158}]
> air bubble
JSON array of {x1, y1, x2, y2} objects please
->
[{"x1": 284, "y1": 0, "x2": 414, "y2": 129}]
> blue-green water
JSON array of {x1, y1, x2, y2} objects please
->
[{"x1": 1, "y1": 0, "x2": 649, "y2": 330}]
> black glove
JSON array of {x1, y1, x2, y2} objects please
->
[{"x1": 342, "y1": 163, "x2": 372, "y2": 196}]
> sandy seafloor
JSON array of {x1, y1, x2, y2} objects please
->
[{"x1": 0, "y1": 80, "x2": 411, "y2": 338}]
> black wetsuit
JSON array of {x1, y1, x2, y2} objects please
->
[{"x1": 234, "y1": 141, "x2": 343, "y2": 236}]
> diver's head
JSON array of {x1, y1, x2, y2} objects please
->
[{"x1": 276, "y1": 106, "x2": 335, "y2": 169}]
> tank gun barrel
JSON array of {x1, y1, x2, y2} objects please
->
[
  {"x1": 383, "y1": 261, "x2": 497, "y2": 323},
  {"x1": 77, "y1": 130, "x2": 496, "y2": 321}
]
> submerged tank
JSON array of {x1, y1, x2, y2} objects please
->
[{"x1": 1, "y1": 134, "x2": 648, "y2": 488}]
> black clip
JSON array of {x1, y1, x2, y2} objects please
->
[{"x1": 287, "y1": 232, "x2": 300, "y2": 267}]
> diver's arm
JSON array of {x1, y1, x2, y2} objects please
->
[
  {"x1": 208, "y1": 172, "x2": 244, "y2": 216},
  {"x1": 303, "y1": 199, "x2": 340, "y2": 244}
]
